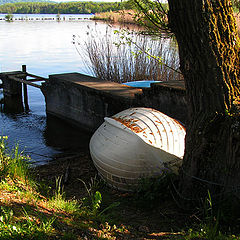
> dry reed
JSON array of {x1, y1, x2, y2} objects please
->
[
  {"x1": 93, "y1": 10, "x2": 136, "y2": 25},
  {"x1": 74, "y1": 26, "x2": 181, "y2": 83}
]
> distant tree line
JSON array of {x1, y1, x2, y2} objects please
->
[
  {"x1": 0, "y1": 1, "x2": 132, "y2": 14},
  {"x1": 0, "y1": 0, "x2": 49, "y2": 4}
]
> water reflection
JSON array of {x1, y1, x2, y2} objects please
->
[
  {"x1": 0, "y1": 96, "x2": 91, "y2": 165},
  {"x1": 44, "y1": 114, "x2": 91, "y2": 153},
  {"x1": 0, "y1": 17, "x2": 100, "y2": 165},
  {"x1": 2, "y1": 95, "x2": 24, "y2": 113}
]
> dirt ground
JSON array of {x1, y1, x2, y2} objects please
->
[
  {"x1": 36, "y1": 151, "x2": 97, "y2": 199},
  {"x1": 35, "y1": 150, "x2": 190, "y2": 239}
]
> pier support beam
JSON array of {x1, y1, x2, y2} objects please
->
[
  {"x1": 0, "y1": 70, "x2": 26, "y2": 113},
  {"x1": 22, "y1": 65, "x2": 29, "y2": 111},
  {"x1": 0, "y1": 71, "x2": 23, "y2": 97},
  {"x1": 2, "y1": 95, "x2": 24, "y2": 113}
]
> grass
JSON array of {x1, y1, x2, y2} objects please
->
[
  {"x1": 78, "y1": 12, "x2": 240, "y2": 83},
  {"x1": 0, "y1": 136, "x2": 129, "y2": 239},
  {"x1": 48, "y1": 176, "x2": 79, "y2": 214},
  {"x1": 0, "y1": 136, "x2": 240, "y2": 239}
]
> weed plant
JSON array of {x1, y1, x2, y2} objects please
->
[
  {"x1": 0, "y1": 136, "x2": 56, "y2": 239},
  {"x1": 79, "y1": 176, "x2": 119, "y2": 217},
  {"x1": 74, "y1": 26, "x2": 181, "y2": 83},
  {"x1": 0, "y1": 136, "x2": 32, "y2": 185},
  {"x1": 135, "y1": 173, "x2": 177, "y2": 209},
  {"x1": 184, "y1": 191, "x2": 240, "y2": 240},
  {"x1": 48, "y1": 176, "x2": 80, "y2": 213}
]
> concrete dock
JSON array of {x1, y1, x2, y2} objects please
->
[
  {"x1": 41, "y1": 73, "x2": 143, "y2": 132},
  {"x1": 0, "y1": 68, "x2": 187, "y2": 131},
  {"x1": 41, "y1": 73, "x2": 187, "y2": 131}
]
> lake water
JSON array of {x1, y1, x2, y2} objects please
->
[
  {"x1": 0, "y1": 14, "x2": 114, "y2": 165},
  {"x1": 0, "y1": 13, "x2": 93, "y2": 21}
]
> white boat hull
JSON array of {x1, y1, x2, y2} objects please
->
[{"x1": 89, "y1": 108, "x2": 186, "y2": 191}]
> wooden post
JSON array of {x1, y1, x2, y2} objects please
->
[
  {"x1": 22, "y1": 65, "x2": 29, "y2": 111},
  {"x1": 0, "y1": 98, "x2": 3, "y2": 112}
]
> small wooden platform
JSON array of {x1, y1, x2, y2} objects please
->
[
  {"x1": 0, "y1": 66, "x2": 48, "y2": 111},
  {"x1": 0, "y1": 70, "x2": 47, "y2": 89}
]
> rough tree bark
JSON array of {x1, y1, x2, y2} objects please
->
[{"x1": 168, "y1": 0, "x2": 240, "y2": 199}]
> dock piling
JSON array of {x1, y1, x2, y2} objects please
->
[
  {"x1": 22, "y1": 65, "x2": 29, "y2": 111},
  {"x1": 0, "y1": 65, "x2": 47, "y2": 113}
]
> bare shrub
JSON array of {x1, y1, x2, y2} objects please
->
[{"x1": 74, "y1": 26, "x2": 181, "y2": 83}]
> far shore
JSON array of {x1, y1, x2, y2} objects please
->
[
  {"x1": 93, "y1": 10, "x2": 137, "y2": 25},
  {"x1": 94, "y1": 10, "x2": 240, "y2": 35}
]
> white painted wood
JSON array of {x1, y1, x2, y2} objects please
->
[{"x1": 89, "y1": 107, "x2": 186, "y2": 191}]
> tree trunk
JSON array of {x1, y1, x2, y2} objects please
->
[{"x1": 168, "y1": 0, "x2": 240, "y2": 200}]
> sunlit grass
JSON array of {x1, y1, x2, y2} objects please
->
[
  {"x1": 0, "y1": 136, "x2": 239, "y2": 239},
  {"x1": 0, "y1": 136, "x2": 33, "y2": 186},
  {"x1": 184, "y1": 226, "x2": 240, "y2": 240},
  {"x1": 48, "y1": 177, "x2": 80, "y2": 214},
  {"x1": 0, "y1": 136, "x2": 130, "y2": 239},
  {"x1": 0, "y1": 205, "x2": 57, "y2": 240}
]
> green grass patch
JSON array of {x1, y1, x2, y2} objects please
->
[
  {"x1": 0, "y1": 137, "x2": 132, "y2": 239},
  {"x1": 0, "y1": 136, "x2": 240, "y2": 239}
]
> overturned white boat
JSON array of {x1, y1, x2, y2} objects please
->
[{"x1": 89, "y1": 108, "x2": 186, "y2": 191}]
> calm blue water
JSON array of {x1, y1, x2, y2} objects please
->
[
  {"x1": 0, "y1": 15, "x2": 109, "y2": 164},
  {"x1": 0, "y1": 13, "x2": 93, "y2": 20}
]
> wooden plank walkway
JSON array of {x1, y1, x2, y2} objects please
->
[{"x1": 8, "y1": 75, "x2": 42, "y2": 88}]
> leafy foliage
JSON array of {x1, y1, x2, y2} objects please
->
[
  {"x1": 0, "y1": 138, "x2": 130, "y2": 239},
  {"x1": 232, "y1": 0, "x2": 240, "y2": 13},
  {"x1": 135, "y1": 173, "x2": 177, "y2": 209},
  {"x1": 128, "y1": 0, "x2": 170, "y2": 35}
]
